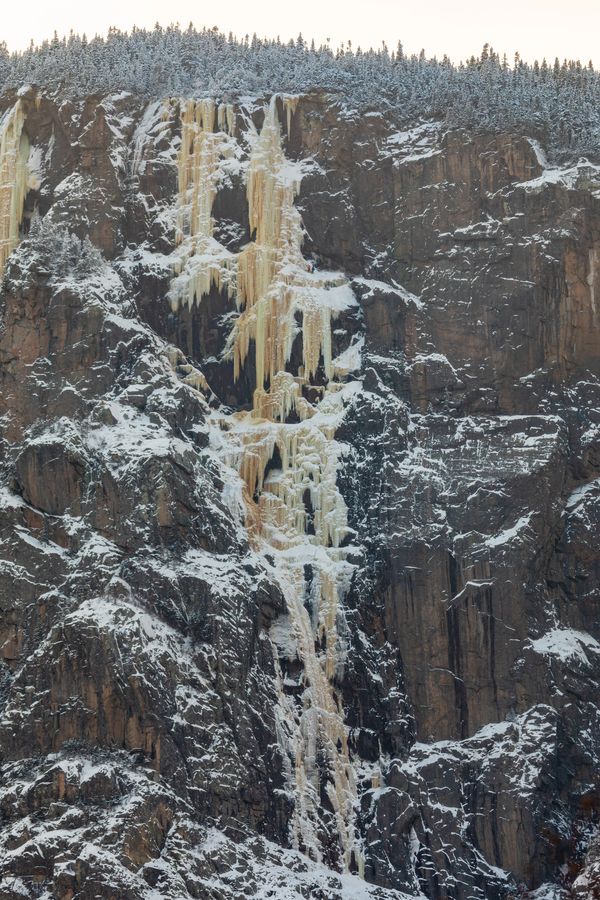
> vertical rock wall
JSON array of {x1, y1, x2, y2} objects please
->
[{"x1": 0, "y1": 87, "x2": 599, "y2": 899}]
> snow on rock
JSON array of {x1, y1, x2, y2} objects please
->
[
  {"x1": 1, "y1": 84, "x2": 600, "y2": 900},
  {"x1": 530, "y1": 628, "x2": 600, "y2": 669}
]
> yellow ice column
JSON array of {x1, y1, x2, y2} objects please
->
[
  {"x1": 177, "y1": 99, "x2": 218, "y2": 243},
  {"x1": 232, "y1": 97, "x2": 338, "y2": 393},
  {"x1": 217, "y1": 102, "x2": 236, "y2": 136},
  {"x1": 0, "y1": 101, "x2": 29, "y2": 279},
  {"x1": 171, "y1": 99, "x2": 236, "y2": 310}
]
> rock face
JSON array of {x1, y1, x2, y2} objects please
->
[{"x1": 1, "y1": 87, "x2": 600, "y2": 899}]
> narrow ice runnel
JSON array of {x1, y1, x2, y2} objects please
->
[
  {"x1": 0, "y1": 100, "x2": 29, "y2": 279},
  {"x1": 172, "y1": 94, "x2": 364, "y2": 874}
]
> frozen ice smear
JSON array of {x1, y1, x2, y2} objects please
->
[
  {"x1": 0, "y1": 100, "x2": 29, "y2": 278},
  {"x1": 177, "y1": 95, "x2": 366, "y2": 873}
]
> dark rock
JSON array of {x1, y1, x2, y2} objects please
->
[{"x1": 1, "y1": 89, "x2": 600, "y2": 900}]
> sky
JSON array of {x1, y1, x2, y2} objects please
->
[{"x1": 3, "y1": 0, "x2": 600, "y2": 68}]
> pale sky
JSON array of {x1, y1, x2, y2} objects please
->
[{"x1": 3, "y1": 0, "x2": 600, "y2": 67}]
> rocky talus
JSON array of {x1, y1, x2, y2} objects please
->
[{"x1": 0, "y1": 88, "x2": 600, "y2": 899}]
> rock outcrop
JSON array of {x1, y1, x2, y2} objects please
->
[{"x1": 0, "y1": 87, "x2": 599, "y2": 899}]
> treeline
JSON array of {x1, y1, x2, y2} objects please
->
[{"x1": 1, "y1": 25, "x2": 599, "y2": 158}]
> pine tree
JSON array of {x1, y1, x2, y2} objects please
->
[{"x1": 0, "y1": 24, "x2": 598, "y2": 157}]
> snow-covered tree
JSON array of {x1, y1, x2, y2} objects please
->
[{"x1": 2, "y1": 25, "x2": 600, "y2": 158}]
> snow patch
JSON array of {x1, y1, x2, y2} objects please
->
[{"x1": 530, "y1": 628, "x2": 600, "y2": 668}]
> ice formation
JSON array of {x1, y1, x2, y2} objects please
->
[
  {"x1": 0, "y1": 100, "x2": 29, "y2": 278},
  {"x1": 231, "y1": 97, "x2": 350, "y2": 397},
  {"x1": 282, "y1": 95, "x2": 300, "y2": 137},
  {"x1": 169, "y1": 98, "x2": 237, "y2": 311},
  {"x1": 173, "y1": 95, "x2": 363, "y2": 872},
  {"x1": 164, "y1": 344, "x2": 210, "y2": 393}
]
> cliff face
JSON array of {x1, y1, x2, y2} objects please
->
[{"x1": 1, "y1": 87, "x2": 600, "y2": 900}]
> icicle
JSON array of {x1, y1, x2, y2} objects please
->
[
  {"x1": 176, "y1": 98, "x2": 219, "y2": 242},
  {"x1": 229, "y1": 96, "x2": 344, "y2": 391},
  {"x1": 170, "y1": 98, "x2": 237, "y2": 310},
  {"x1": 183, "y1": 95, "x2": 364, "y2": 875},
  {"x1": 252, "y1": 372, "x2": 314, "y2": 423},
  {"x1": 217, "y1": 102, "x2": 236, "y2": 136},
  {"x1": 282, "y1": 95, "x2": 300, "y2": 137},
  {"x1": 0, "y1": 100, "x2": 29, "y2": 279}
]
